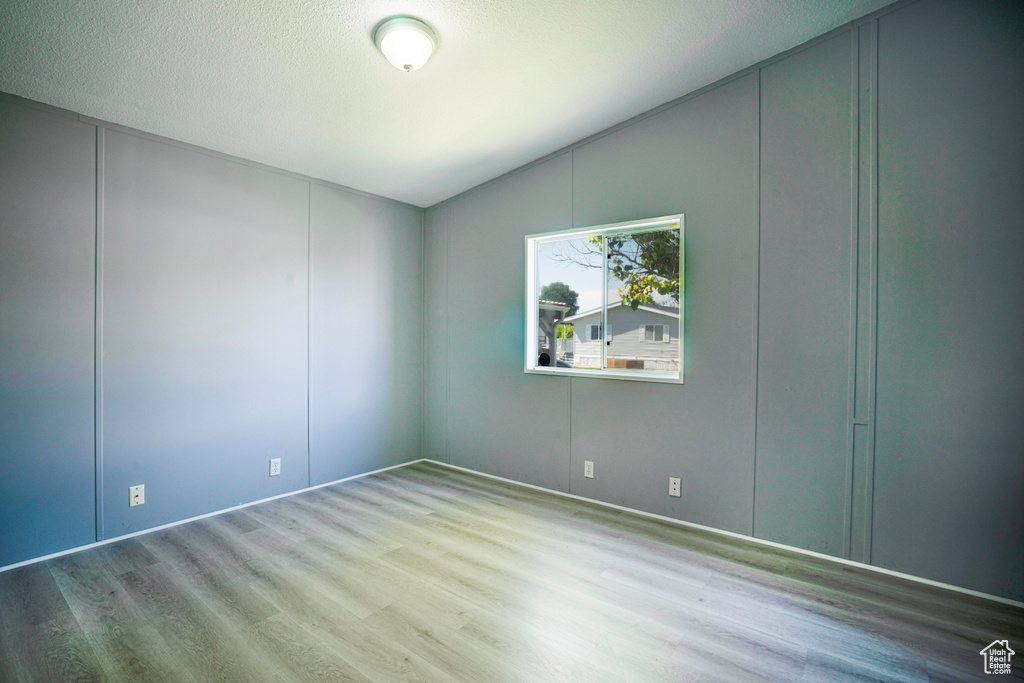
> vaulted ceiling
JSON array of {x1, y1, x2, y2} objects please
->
[{"x1": 1, "y1": 0, "x2": 894, "y2": 207}]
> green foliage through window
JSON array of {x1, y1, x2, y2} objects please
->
[{"x1": 589, "y1": 230, "x2": 680, "y2": 311}]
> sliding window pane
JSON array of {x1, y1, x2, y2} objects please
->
[
  {"x1": 603, "y1": 228, "x2": 681, "y2": 374},
  {"x1": 535, "y1": 235, "x2": 602, "y2": 369}
]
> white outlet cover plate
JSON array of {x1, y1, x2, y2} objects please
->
[
  {"x1": 129, "y1": 484, "x2": 145, "y2": 506},
  {"x1": 669, "y1": 477, "x2": 681, "y2": 497},
  {"x1": 270, "y1": 458, "x2": 281, "y2": 476},
  {"x1": 584, "y1": 460, "x2": 594, "y2": 478}
]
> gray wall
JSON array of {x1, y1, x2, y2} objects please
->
[
  {"x1": 571, "y1": 75, "x2": 759, "y2": 533},
  {"x1": 422, "y1": 0, "x2": 1024, "y2": 601},
  {"x1": 755, "y1": 30, "x2": 855, "y2": 558},
  {"x1": 871, "y1": 0, "x2": 1024, "y2": 601},
  {"x1": 423, "y1": 204, "x2": 449, "y2": 464},
  {"x1": 445, "y1": 153, "x2": 573, "y2": 491},
  {"x1": 309, "y1": 185, "x2": 423, "y2": 485},
  {"x1": 101, "y1": 130, "x2": 310, "y2": 536},
  {"x1": 0, "y1": 97, "x2": 424, "y2": 564},
  {"x1": 0, "y1": 100, "x2": 97, "y2": 565}
]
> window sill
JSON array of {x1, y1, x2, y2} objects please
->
[{"x1": 524, "y1": 366, "x2": 683, "y2": 384}]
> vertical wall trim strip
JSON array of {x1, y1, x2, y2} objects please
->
[
  {"x1": 445, "y1": 202, "x2": 451, "y2": 464},
  {"x1": 569, "y1": 148, "x2": 575, "y2": 493},
  {"x1": 421, "y1": 205, "x2": 426, "y2": 461},
  {"x1": 843, "y1": 28, "x2": 861, "y2": 560},
  {"x1": 306, "y1": 182, "x2": 312, "y2": 487},
  {"x1": 568, "y1": 377, "x2": 573, "y2": 492},
  {"x1": 850, "y1": 20, "x2": 880, "y2": 564},
  {"x1": 94, "y1": 126, "x2": 105, "y2": 541},
  {"x1": 570, "y1": 146, "x2": 575, "y2": 230},
  {"x1": 866, "y1": 18, "x2": 880, "y2": 565},
  {"x1": 751, "y1": 69, "x2": 762, "y2": 538}
]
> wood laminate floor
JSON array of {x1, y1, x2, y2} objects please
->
[{"x1": 1, "y1": 460, "x2": 1021, "y2": 682}]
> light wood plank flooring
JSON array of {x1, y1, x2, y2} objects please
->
[{"x1": 1, "y1": 460, "x2": 1022, "y2": 681}]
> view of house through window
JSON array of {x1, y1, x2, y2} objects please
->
[
  {"x1": 526, "y1": 216, "x2": 683, "y2": 382},
  {"x1": 533, "y1": 233, "x2": 600, "y2": 369}
]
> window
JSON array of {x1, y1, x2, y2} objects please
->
[
  {"x1": 525, "y1": 215, "x2": 684, "y2": 383},
  {"x1": 643, "y1": 324, "x2": 669, "y2": 342}
]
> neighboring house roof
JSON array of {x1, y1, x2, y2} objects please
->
[{"x1": 563, "y1": 301, "x2": 679, "y2": 323}]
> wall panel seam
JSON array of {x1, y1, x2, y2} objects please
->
[
  {"x1": 94, "y1": 126, "x2": 105, "y2": 541},
  {"x1": 445, "y1": 202, "x2": 451, "y2": 464},
  {"x1": 866, "y1": 18, "x2": 880, "y2": 567},
  {"x1": 568, "y1": 377, "x2": 573, "y2": 493},
  {"x1": 568, "y1": 148, "x2": 575, "y2": 493},
  {"x1": 421, "y1": 206, "x2": 426, "y2": 461},
  {"x1": 843, "y1": 29, "x2": 861, "y2": 561},
  {"x1": 306, "y1": 182, "x2": 312, "y2": 487},
  {"x1": 751, "y1": 69, "x2": 761, "y2": 539}
]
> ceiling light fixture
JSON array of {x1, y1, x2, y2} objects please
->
[{"x1": 373, "y1": 16, "x2": 437, "y2": 72}]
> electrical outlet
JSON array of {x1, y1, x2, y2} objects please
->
[
  {"x1": 584, "y1": 460, "x2": 594, "y2": 479},
  {"x1": 669, "y1": 477, "x2": 681, "y2": 497},
  {"x1": 129, "y1": 484, "x2": 145, "y2": 507},
  {"x1": 270, "y1": 458, "x2": 281, "y2": 476}
]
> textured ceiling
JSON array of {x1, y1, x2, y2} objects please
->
[{"x1": 1, "y1": 0, "x2": 894, "y2": 207}]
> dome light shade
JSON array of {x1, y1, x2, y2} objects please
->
[{"x1": 374, "y1": 17, "x2": 437, "y2": 72}]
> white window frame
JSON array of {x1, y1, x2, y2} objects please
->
[{"x1": 525, "y1": 214, "x2": 684, "y2": 384}]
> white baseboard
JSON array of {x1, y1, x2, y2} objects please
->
[
  {"x1": 7, "y1": 455, "x2": 1021, "y2": 612},
  {"x1": 0, "y1": 459, "x2": 428, "y2": 575},
  {"x1": 424, "y1": 459, "x2": 1024, "y2": 611}
]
